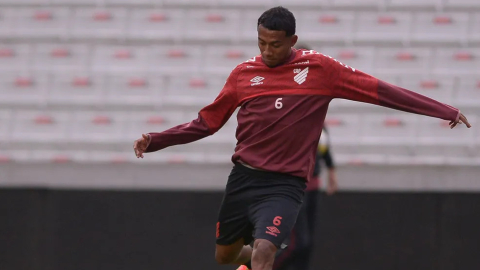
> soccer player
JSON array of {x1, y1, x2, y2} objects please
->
[
  {"x1": 273, "y1": 125, "x2": 337, "y2": 270},
  {"x1": 133, "y1": 6, "x2": 471, "y2": 270}
]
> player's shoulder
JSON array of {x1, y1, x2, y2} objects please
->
[
  {"x1": 234, "y1": 54, "x2": 263, "y2": 69},
  {"x1": 292, "y1": 49, "x2": 330, "y2": 64},
  {"x1": 293, "y1": 49, "x2": 357, "y2": 72}
]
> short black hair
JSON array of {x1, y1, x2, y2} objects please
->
[{"x1": 257, "y1": 6, "x2": 296, "y2": 37}]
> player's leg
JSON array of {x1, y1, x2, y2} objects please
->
[
  {"x1": 250, "y1": 191, "x2": 305, "y2": 270},
  {"x1": 215, "y1": 164, "x2": 256, "y2": 266},
  {"x1": 215, "y1": 238, "x2": 252, "y2": 265},
  {"x1": 251, "y1": 239, "x2": 277, "y2": 270},
  {"x1": 272, "y1": 195, "x2": 310, "y2": 270}
]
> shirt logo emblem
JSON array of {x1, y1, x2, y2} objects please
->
[
  {"x1": 294, "y1": 67, "x2": 309, "y2": 85},
  {"x1": 250, "y1": 76, "x2": 264, "y2": 86}
]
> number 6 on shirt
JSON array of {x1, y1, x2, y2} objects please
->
[{"x1": 275, "y1": 98, "x2": 283, "y2": 109}]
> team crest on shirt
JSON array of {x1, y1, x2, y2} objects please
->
[{"x1": 293, "y1": 67, "x2": 309, "y2": 85}]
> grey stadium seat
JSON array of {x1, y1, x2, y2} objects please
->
[
  {"x1": 0, "y1": 73, "x2": 48, "y2": 106},
  {"x1": 373, "y1": 47, "x2": 432, "y2": 75},
  {"x1": 0, "y1": 43, "x2": 31, "y2": 72},
  {"x1": 184, "y1": 9, "x2": 241, "y2": 42},
  {"x1": 92, "y1": 45, "x2": 149, "y2": 74},
  {"x1": 71, "y1": 8, "x2": 127, "y2": 39},
  {"x1": 296, "y1": 11, "x2": 355, "y2": 43},
  {"x1": 32, "y1": 43, "x2": 90, "y2": 73},
  {"x1": 127, "y1": 9, "x2": 185, "y2": 42},
  {"x1": 104, "y1": 74, "x2": 165, "y2": 107},
  {"x1": 411, "y1": 12, "x2": 469, "y2": 44},
  {"x1": 48, "y1": 73, "x2": 106, "y2": 107},
  {"x1": 354, "y1": 12, "x2": 412, "y2": 44},
  {"x1": 148, "y1": 45, "x2": 203, "y2": 76}
]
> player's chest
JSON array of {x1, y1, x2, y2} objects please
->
[{"x1": 237, "y1": 65, "x2": 317, "y2": 94}]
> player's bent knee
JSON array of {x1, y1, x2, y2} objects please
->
[{"x1": 215, "y1": 247, "x2": 239, "y2": 265}]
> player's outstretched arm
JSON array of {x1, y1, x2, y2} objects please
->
[
  {"x1": 132, "y1": 66, "x2": 242, "y2": 157},
  {"x1": 322, "y1": 55, "x2": 472, "y2": 128}
]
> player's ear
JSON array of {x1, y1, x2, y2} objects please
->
[{"x1": 290, "y1": 35, "x2": 298, "y2": 48}]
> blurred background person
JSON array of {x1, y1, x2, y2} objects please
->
[{"x1": 273, "y1": 124, "x2": 337, "y2": 270}]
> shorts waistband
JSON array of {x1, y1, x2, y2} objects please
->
[{"x1": 233, "y1": 162, "x2": 306, "y2": 183}]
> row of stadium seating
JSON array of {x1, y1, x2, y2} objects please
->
[
  {"x1": 1, "y1": 0, "x2": 480, "y2": 10},
  {"x1": 0, "y1": 109, "x2": 477, "y2": 163},
  {"x1": 1, "y1": 8, "x2": 479, "y2": 44},
  {"x1": 2, "y1": 43, "x2": 480, "y2": 76},
  {"x1": 0, "y1": 73, "x2": 479, "y2": 109},
  {"x1": 1, "y1": 2, "x2": 478, "y2": 165}
]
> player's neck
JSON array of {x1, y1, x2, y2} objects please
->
[{"x1": 264, "y1": 48, "x2": 296, "y2": 68}]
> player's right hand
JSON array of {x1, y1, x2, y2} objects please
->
[{"x1": 133, "y1": 134, "x2": 151, "y2": 158}]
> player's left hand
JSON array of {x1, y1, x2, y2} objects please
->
[
  {"x1": 326, "y1": 170, "x2": 338, "y2": 195},
  {"x1": 450, "y1": 113, "x2": 471, "y2": 129}
]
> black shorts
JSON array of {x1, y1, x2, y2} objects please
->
[{"x1": 216, "y1": 163, "x2": 306, "y2": 248}]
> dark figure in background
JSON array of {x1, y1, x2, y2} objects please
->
[{"x1": 273, "y1": 126, "x2": 337, "y2": 270}]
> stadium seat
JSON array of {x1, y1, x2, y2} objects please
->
[
  {"x1": 104, "y1": 74, "x2": 164, "y2": 106},
  {"x1": 323, "y1": 114, "x2": 361, "y2": 145},
  {"x1": 0, "y1": 0, "x2": 50, "y2": 4},
  {"x1": 11, "y1": 111, "x2": 70, "y2": 142},
  {"x1": 105, "y1": 0, "x2": 152, "y2": 5},
  {"x1": 148, "y1": 45, "x2": 203, "y2": 75},
  {"x1": 71, "y1": 8, "x2": 127, "y2": 39},
  {"x1": 0, "y1": 43, "x2": 31, "y2": 72},
  {"x1": 358, "y1": 114, "x2": 418, "y2": 156},
  {"x1": 203, "y1": 45, "x2": 259, "y2": 75},
  {"x1": 0, "y1": 110, "x2": 12, "y2": 141},
  {"x1": 0, "y1": 8, "x2": 14, "y2": 39},
  {"x1": 354, "y1": 12, "x2": 412, "y2": 44},
  {"x1": 373, "y1": 47, "x2": 431, "y2": 75},
  {"x1": 432, "y1": 48, "x2": 480, "y2": 75},
  {"x1": 470, "y1": 13, "x2": 480, "y2": 44},
  {"x1": 415, "y1": 116, "x2": 476, "y2": 157},
  {"x1": 127, "y1": 9, "x2": 185, "y2": 41},
  {"x1": 453, "y1": 76, "x2": 480, "y2": 107},
  {"x1": 388, "y1": 0, "x2": 441, "y2": 10},
  {"x1": 13, "y1": 8, "x2": 70, "y2": 39},
  {"x1": 238, "y1": 9, "x2": 269, "y2": 43},
  {"x1": 217, "y1": 0, "x2": 274, "y2": 8},
  {"x1": 331, "y1": 0, "x2": 386, "y2": 9},
  {"x1": 92, "y1": 45, "x2": 149, "y2": 74},
  {"x1": 411, "y1": 12, "x2": 469, "y2": 44},
  {"x1": 162, "y1": 0, "x2": 217, "y2": 6},
  {"x1": 0, "y1": 73, "x2": 47, "y2": 106},
  {"x1": 125, "y1": 111, "x2": 188, "y2": 142},
  {"x1": 70, "y1": 111, "x2": 127, "y2": 144},
  {"x1": 397, "y1": 75, "x2": 455, "y2": 104},
  {"x1": 444, "y1": 0, "x2": 480, "y2": 10},
  {"x1": 164, "y1": 75, "x2": 225, "y2": 106},
  {"x1": 276, "y1": 0, "x2": 330, "y2": 8},
  {"x1": 417, "y1": 116, "x2": 475, "y2": 144},
  {"x1": 296, "y1": 11, "x2": 355, "y2": 43},
  {"x1": 48, "y1": 73, "x2": 105, "y2": 107},
  {"x1": 51, "y1": 0, "x2": 100, "y2": 5},
  {"x1": 32, "y1": 43, "x2": 90, "y2": 73},
  {"x1": 320, "y1": 46, "x2": 375, "y2": 74},
  {"x1": 184, "y1": 9, "x2": 241, "y2": 42}
]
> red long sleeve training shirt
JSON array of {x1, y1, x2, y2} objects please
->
[{"x1": 146, "y1": 49, "x2": 460, "y2": 182}]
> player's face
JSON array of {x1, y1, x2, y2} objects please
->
[{"x1": 258, "y1": 24, "x2": 298, "y2": 68}]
